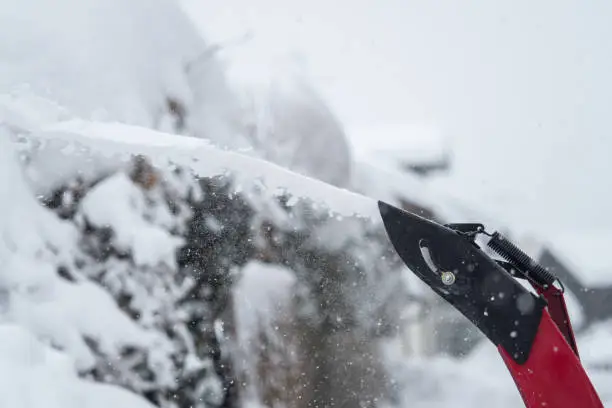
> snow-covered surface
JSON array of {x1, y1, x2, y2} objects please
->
[
  {"x1": 0, "y1": 324, "x2": 153, "y2": 408},
  {"x1": 79, "y1": 173, "x2": 184, "y2": 268},
  {"x1": 544, "y1": 230, "x2": 612, "y2": 286},
  {"x1": 24, "y1": 119, "x2": 378, "y2": 220},
  {"x1": 0, "y1": 135, "x2": 154, "y2": 407},
  {"x1": 24, "y1": 114, "x2": 611, "y2": 407}
]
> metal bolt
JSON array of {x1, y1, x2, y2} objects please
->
[{"x1": 441, "y1": 271, "x2": 456, "y2": 286}]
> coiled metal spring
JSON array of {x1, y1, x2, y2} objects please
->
[{"x1": 487, "y1": 231, "x2": 556, "y2": 287}]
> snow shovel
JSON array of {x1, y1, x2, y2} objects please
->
[{"x1": 378, "y1": 200, "x2": 604, "y2": 408}]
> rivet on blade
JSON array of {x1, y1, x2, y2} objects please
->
[{"x1": 441, "y1": 271, "x2": 456, "y2": 286}]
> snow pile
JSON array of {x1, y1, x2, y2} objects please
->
[
  {"x1": 64, "y1": 165, "x2": 230, "y2": 407},
  {"x1": 7, "y1": 113, "x2": 408, "y2": 407},
  {"x1": 2, "y1": 95, "x2": 235, "y2": 406},
  {"x1": 0, "y1": 134, "x2": 154, "y2": 408}
]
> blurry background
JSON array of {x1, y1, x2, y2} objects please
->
[{"x1": 182, "y1": 0, "x2": 612, "y2": 236}]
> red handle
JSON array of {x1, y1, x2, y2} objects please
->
[{"x1": 499, "y1": 310, "x2": 604, "y2": 408}]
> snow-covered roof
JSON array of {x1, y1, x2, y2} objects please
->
[
  {"x1": 544, "y1": 230, "x2": 612, "y2": 287},
  {"x1": 348, "y1": 124, "x2": 449, "y2": 171}
]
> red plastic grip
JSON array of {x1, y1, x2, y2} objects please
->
[{"x1": 499, "y1": 310, "x2": 603, "y2": 408}]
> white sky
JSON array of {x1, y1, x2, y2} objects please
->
[{"x1": 182, "y1": 0, "x2": 612, "y2": 236}]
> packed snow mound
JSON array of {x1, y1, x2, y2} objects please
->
[{"x1": 0, "y1": 0, "x2": 241, "y2": 148}]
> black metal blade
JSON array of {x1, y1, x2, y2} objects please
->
[{"x1": 378, "y1": 200, "x2": 545, "y2": 364}]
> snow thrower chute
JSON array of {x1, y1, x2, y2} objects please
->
[{"x1": 378, "y1": 200, "x2": 604, "y2": 408}]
